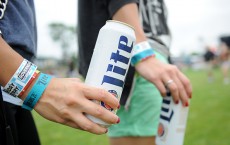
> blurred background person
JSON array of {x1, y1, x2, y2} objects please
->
[
  {"x1": 219, "y1": 36, "x2": 230, "y2": 85},
  {"x1": 203, "y1": 46, "x2": 216, "y2": 83}
]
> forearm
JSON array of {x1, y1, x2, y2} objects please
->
[
  {"x1": 112, "y1": 3, "x2": 147, "y2": 43},
  {"x1": 0, "y1": 37, "x2": 24, "y2": 86}
]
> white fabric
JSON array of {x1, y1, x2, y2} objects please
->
[{"x1": 1, "y1": 87, "x2": 23, "y2": 106}]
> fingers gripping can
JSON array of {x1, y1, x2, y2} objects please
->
[
  {"x1": 156, "y1": 95, "x2": 189, "y2": 145},
  {"x1": 85, "y1": 20, "x2": 136, "y2": 127}
]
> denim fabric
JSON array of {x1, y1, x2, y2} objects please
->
[{"x1": 0, "y1": 0, "x2": 37, "y2": 58}]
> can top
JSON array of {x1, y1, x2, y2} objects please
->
[{"x1": 106, "y1": 20, "x2": 135, "y2": 31}]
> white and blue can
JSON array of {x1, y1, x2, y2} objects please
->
[
  {"x1": 156, "y1": 95, "x2": 189, "y2": 145},
  {"x1": 85, "y1": 20, "x2": 136, "y2": 127}
]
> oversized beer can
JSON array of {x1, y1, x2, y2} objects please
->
[
  {"x1": 85, "y1": 20, "x2": 136, "y2": 127},
  {"x1": 156, "y1": 95, "x2": 189, "y2": 145}
]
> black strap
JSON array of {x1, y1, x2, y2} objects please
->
[
  {"x1": 0, "y1": 91, "x2": 14, "y2": 145},
  {"x1": 120, "y1": 65, "x2": 135, "y2": 106}
]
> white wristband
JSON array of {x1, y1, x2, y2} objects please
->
[
  {"x1": 131, "y1": 41, "x2": 155, "y2": 66},
  {"x1": 3, "y1": 59, "x2": 37, "y2": 97}
]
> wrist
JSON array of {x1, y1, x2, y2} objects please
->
[
  {"x1": 3, "y1": 59, "x2": 38, "y2": 98},
  {"x1": 22, "y1": 73, "x2": 52, "y2": 110},
  {"x1": 131, "y1": 41, "x2": 155, "y2": 66}
]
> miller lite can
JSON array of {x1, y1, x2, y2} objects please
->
[
  {"x1": 85, "y1": 20, "x2": 136, "y2": 127},
  {"x1": 156, "y1": 94, "x2": 189, "y2": 145}
]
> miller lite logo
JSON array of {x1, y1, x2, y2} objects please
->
[
  {"x1": 101, "y1": 35, "x2": 133, "y2": 88},
  {"x1": 158, "y1": 123, "x2": 166, "y2": 137},
  {"x1": 160, "y1": 96, "x2": 174, "y2": 122},
  {"x1": 100, "y1": 35, "x2": 133, "y2": 110}
]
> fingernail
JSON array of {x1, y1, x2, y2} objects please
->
[
  {"x1": 189, "y1": 94, "x2": 192, "y2": 99},
  {"x1": 116, "y1": 118, "x2": 120, "y2": 124},
  {"x1": 118, "y1": 104, "x2": 120, "y2": 109},
  {"x1": 185, "y1": 102, "x2": 189, "y2": 107},
  {"x1": 175, "y1": 100, "x2": 179, "y2": 104},
  {"x1": 105, "y1": 128, "x2": 108, "y2": 133}
]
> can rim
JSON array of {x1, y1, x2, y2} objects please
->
[{"x1": 106, "y1": 20, "x2": 135, "y2": 31}]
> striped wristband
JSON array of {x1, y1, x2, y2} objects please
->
[
  {"x1": 22, "y1": 73, "x2": 52, "y2": 111},
  {"x1": 3, "y1": 59, "x2": 37, "y2": 97},
  {"x1": 18, "y1": 70, "x2": 40, "y2": 97},
  {"x1": 131, "y1": 41, "x2": 155, "y2": 66}
]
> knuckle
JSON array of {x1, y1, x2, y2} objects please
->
[
  {"x1": 98, "y1": 89, "x2": 107, "y2": 100},
  {"x1": 184, "y1": 79, "x2": 191, "y2": 86},
  {"x1": 65, "y1": 97, "x2": 77, "y2": 107},
  {"x1": 60, "y1": 109, "x2": 71, "y2": 119},
  {"x1": 177, "y1": 86, "x2": 183, "y2": 91},
  {"x1": 170, "y1": 85, "x2": 178, "y2": 92},
  {"x1": 95, "y1": 107, "x2": 104, "y2": 117},
  {"x1": 59, "y1": 118, "x2": 69, "y2": 125},
  {"x1": 148, "y1": 74, "x2": 158, "y2": 82},
  {"x1": 82, "y1": 123, "x2": 93, "y2": 132},
  {"x1": 52, "y1": 116, "x2": 66, "y2": 124}
]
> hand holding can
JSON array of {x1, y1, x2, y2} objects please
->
[{"x1": 85, "y1": 20, "x2": 136, "y2": 127}]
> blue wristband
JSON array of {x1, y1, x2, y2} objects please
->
[
  {"x1": 131, "y1": 49, "x2": 155, "y2": 66},
  {"x1": 22, "y1": 73, "x2": 52, "y2": 110},
  {"x1": 131, "y1": 41, "x2": 155, "y2": 66}
]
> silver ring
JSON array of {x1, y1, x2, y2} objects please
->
[{"x1": 165, "y1": 80, "x2": 174, "y2": 87}]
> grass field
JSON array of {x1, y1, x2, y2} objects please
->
[{"x1": 33, "y1": 68, "x2": 230, "y2": 145}]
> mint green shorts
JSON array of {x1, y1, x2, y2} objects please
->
[{"x1": 108, "y1": 51, "x2": 168, "y2": 137}]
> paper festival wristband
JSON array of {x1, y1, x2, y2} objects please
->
[
  {"x1": 18, "y1": 70, "x2": 40, "y2": 97},
  {"x1": 22, "y1": 73, "x2": 52, "y2": 111},
  {"x1": 3, "y1": 59, "x2": 37, "y2": 98},
  {"x1": 131, "y1": 41, "x2": 155, "y2": 66}
]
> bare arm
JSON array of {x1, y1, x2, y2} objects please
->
[
  {"x1": 0, "y1": 37, "x2": 119, "y2": 134},
  {"x1": 112, "y1": 3, "x2": 146, "y2": 43},
  {"x1": 0, "y1": 37, "x2": 23, "y2": 86},
  {"x1": 112, "y1": 3, "x2": 192, "y2": 105}
]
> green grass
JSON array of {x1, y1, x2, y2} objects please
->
[
  {"x1": 33, "y1": 68, "x2": 230, "y2": 145},
  {"x1": 184, "y1": 69, "x2": 230, "y2": 145}
]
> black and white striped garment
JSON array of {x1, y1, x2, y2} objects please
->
[
  {"x1": 139, "y1": 0, "x2": 171, "y2": 57},
  {"x1": 0, "y1": 0, "x2": 8, "y2": 19},
  {"x1": 0, "y1": 0, "x2": 8, "y2": 34}
]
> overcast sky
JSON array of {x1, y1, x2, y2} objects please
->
[{"x1": 35, "y1": 0, "x2": 230, "y2": 58}]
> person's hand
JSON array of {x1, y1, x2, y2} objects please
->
[
  {"x1": 135, "y1": 56, "x2": 192, "y2": 106},
  {"x1": 33, "y1": 78, "x2": 120, "y2": 134}
]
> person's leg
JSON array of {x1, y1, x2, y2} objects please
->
[
  {"x1": 108, "y1": 78, "x2": 161, "y2": 145},
  {"x1": 221, "y1": 61, "x2": 230, "y2": 84},
  {"x1": 110, "y1": 136, "x2": 156, "y2": 145},
  {"x1": 205, "y1": 61, "x2": 215, "y2": 83}
]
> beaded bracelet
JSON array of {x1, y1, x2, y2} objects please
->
[
  {"x1": 131, "y1": 41, "x2": 155, "y2": 66},
  {"x1": 22, "y1": 73, "x2": 52, "y2": 111},
  {"x1": 3, "y1": 59, "x2": 37, "y2": 97}
]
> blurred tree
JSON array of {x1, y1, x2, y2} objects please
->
[{"x1": 48, "y1": 22, "x2": 77, "y2": 64}]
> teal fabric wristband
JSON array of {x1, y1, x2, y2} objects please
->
[
  {"x1": 22, "y1": 73, "x2": 52, "y2": 110},
  {"x1": 131, "y1": 49, "x2": 155, "y2": 66},
  {"x1": 131, "y1": 41, "x2": 155, "y2": 66}
]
